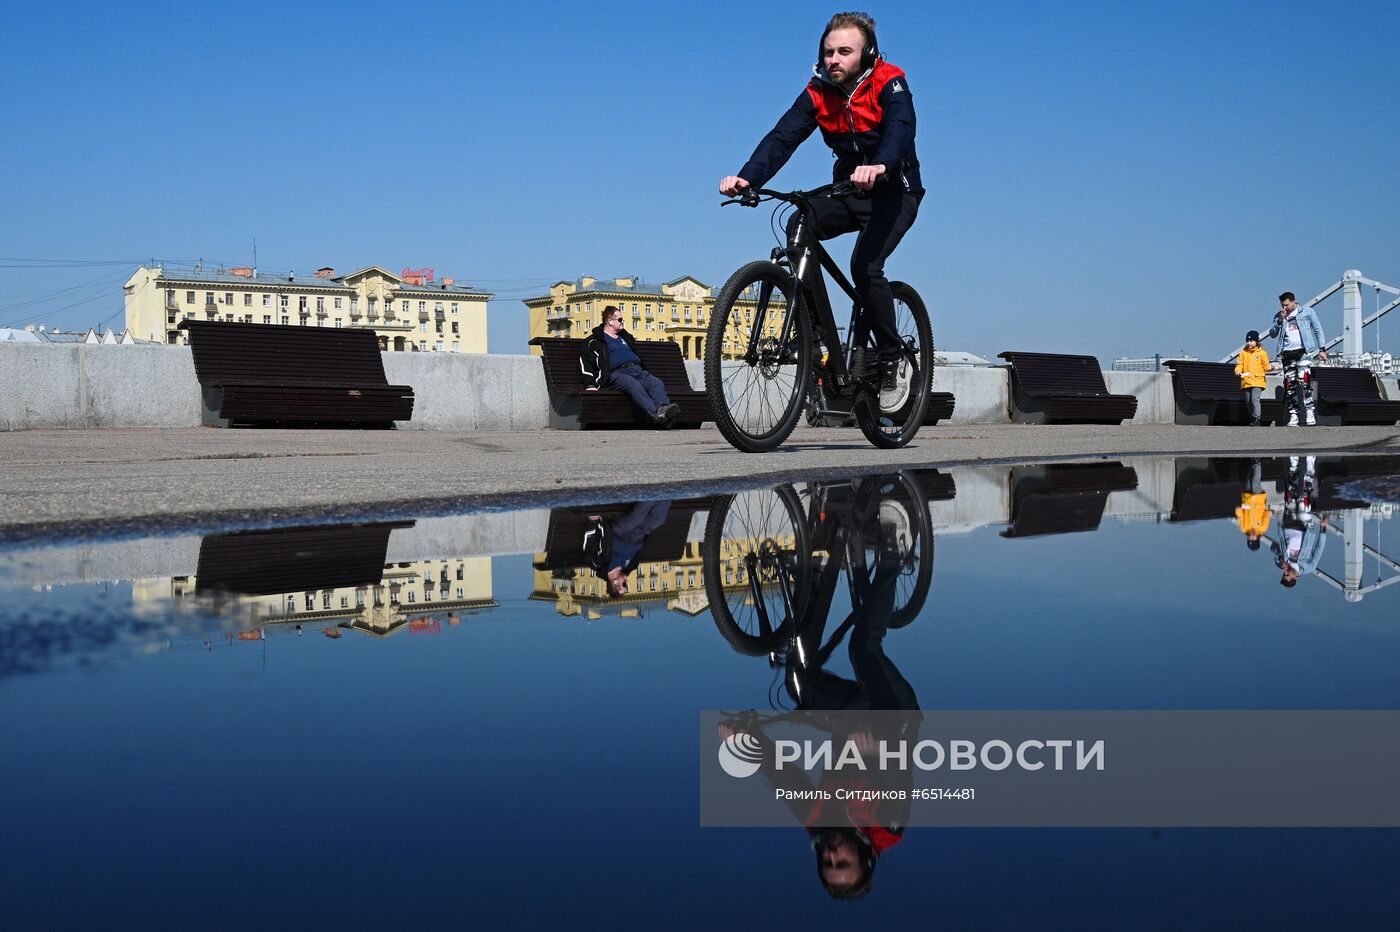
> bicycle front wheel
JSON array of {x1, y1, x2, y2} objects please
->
[
  {"x1": 705, "y1": 261, "x2": 812, "y2": 453},
  {"x1": 854, "y1": 281, "x2": 934, "y2": 449},
  {"x1": 702, "y1": 485, "x2": 810, "y2": 656}
]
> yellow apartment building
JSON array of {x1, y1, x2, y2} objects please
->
[
  {"x1": 523, "y1": 275, "x2": 778, "y2": 361},
  {"x1": 135, "y1": 555, "x2": 496, "y2": 639},
  {"x1": 529, "y1": 531, "x2": 792, "y2": 618},
  {"x1": 125, "y1": 264, "x2": 492, "y2": 353}
]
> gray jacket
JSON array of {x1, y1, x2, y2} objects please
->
[
  {"x1": 1273, "y1": 518, "x2": 1326, "y2": 576},
  {"x1": 1268, "y1": 306, "x2": 1327, "y2": 356}
]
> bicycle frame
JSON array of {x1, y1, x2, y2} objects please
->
[{"x1": 745, "y1": 199, "x2": 868, "y2": 394}]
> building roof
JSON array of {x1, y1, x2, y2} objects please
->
[
  {"x1": 147, "y1": 265, "x2": 492, "y2": 297},
  {"x1": 1, "y1": 327, "x2": 154, "y2": 345}
]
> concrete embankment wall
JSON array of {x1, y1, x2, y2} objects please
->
[{"x1": 3, "y1": 343, "x2": 1397, "y2": 431}]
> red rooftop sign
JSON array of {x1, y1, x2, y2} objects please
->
[{"x1": 401, "y1": 267, "x2": 435, "y2": 282}]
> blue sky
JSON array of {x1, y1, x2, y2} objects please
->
[{"x1": 2, "y1": 0, "x2": 1398, "y2": 360}]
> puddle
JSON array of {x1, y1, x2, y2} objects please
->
[{"x1": 3, "y1": 454, "x2": 1400, "y2": 924}]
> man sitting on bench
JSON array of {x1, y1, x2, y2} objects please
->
[{"x1": 581, "y1": 305, "x2": 681, "y2": 427}]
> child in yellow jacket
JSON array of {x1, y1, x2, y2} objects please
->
[{"x1": 1235, "y1": 330, "x2": 1271, "y2": 426}]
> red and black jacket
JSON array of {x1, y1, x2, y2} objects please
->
[{"x1": 738, "y1": 59, "x2": 921, "y2": 198}]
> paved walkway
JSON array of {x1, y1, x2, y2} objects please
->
[{"x1": 3, "y1": 424, "x2": 1398, "y2": 538}]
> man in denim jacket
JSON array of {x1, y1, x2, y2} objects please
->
[{"x1": 1267, "y1": 291, "x2": 1328, "y2": 426}]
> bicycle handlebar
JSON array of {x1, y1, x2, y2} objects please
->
[{"x1": 720, "y1": 180, "x2": 860, "y2": 208}]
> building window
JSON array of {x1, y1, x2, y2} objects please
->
[
  {"x1": 280, "y1": 295, "x2": 289, "y2": 310},
  {"x1": 224, "y1": 314, "x2": 234, "y2": 322},
  {"x1": 225, "y1": 292, "x2": 234, "y2": 305},
  {"x1": 305, "y1": 593, "x2": 315, "y2": 611},
  {"x1": 451, "y1": 322, "x2": 458, "y2": 334},
  {"x1": 243, "y1": 293, "x2": 252, "y2": 306},
  {"x1": 451, "y1": 303, "x2": 458, "y2": 314},
  {"x1": 317, "y1": 319, "x2": 324, "y2": 327},
  {"x1": 631, "y1": 303, "x2": 638, "y2": 314},
  {"x1": 334, "y1": 319, "x2": 343, "y2": 328},
  {"x1": 434, "y1": 302, "x2": 443, "y2": 313},
  {"x1": 350, "y1": 297, "x2": 358, "y2": 314},
  {"x1": 368, "y1": 297, "x2": 377, "y2": 314},
  {"x1": 402, "y1": 300, "x2": 410, "y2": 312},
  {"x1": 281, "y1": 315, "x2": 289, "y2": 325},
  {"x1": 322, "y1": 592, "x2": 331, "y2": 609},
  {"x1": 263, "y1": 315, "x2": 272, "y2": 325},
  {"x1": 205, "y1": 291, "x2": 215, "y2": 306},
  {"x1": 316, "y1": 297, "x2": 325, "y2": 312},
  {"x1": 418, "y1": 340, "x2": 427, "y2": 352},
  {"x1": 186, "y1": 291, "x2": 195, "y2": 304},
  {"x1": 435, "y1": 341, "x2": 443, "y2": 352},
  {"x1": 408, "y1": 591, "x2": 416, "y2": 604},
  {"x1": 418, "y1": 301, "x2": 426, "y2": 313},
  {"x1": 263, "y1": 294, "x2": 271, "y2": 307},
  {"x1": 298, "y1": 296, "x2": 308, "y2": 312},
  {"x1": 419, "y1": 322, "x2": 427, "y2": 333},
  {"x1": 243, "y1": 314, "x2": 253, "y2": 323},
  {"x1": 340, "y1": 596, "x2": 348, "y2": 608},
  {"x1": 334, "y1": 297, "x2": 342, "y2": 309}
]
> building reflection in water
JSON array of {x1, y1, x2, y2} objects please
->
[{"x1": 148, "y1": 520, "x2": 498, "y2": 642}]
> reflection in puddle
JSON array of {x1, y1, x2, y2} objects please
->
[
  {"x1": 4, "y1": 455, "x2": 1400, "y2": 673},
  {"x1": 4, "y1": 455, "x2": 1400, "y2": 920}
]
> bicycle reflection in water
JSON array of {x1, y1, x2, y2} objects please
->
[{"x1": 705, "y1": 472, "x2": 941, "y2": 900}]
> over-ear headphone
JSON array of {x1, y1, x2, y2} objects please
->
[{"x1": 816, "y1": 13, "x2": 880, "y2": 75}]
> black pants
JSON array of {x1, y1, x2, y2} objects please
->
[{"x1": 787, "y1": 190, "x2": 920, "y2": 363}]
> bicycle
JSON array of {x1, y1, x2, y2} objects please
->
[
  {"x1": 701, "y1": 472, "x2": 934, "y2": 709},
  {"x1": 705, "y1": 182, "x2": 936, "y2": 453}
]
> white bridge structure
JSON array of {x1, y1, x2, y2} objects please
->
[{"x1": 1223, "y1": 269, "x2": 1399, "y2": 373}]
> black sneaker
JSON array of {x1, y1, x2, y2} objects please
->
[{"x1": 658, "y1": 403, "x2": 680, "y2": 427}]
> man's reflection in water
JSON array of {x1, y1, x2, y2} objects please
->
[
  {"x1": 721, "y1": 477, "x2": 925, "y2": 900},
  {"x1": 1272, "y1": 455, "x2": 1327, "y2": 587},
  {"x1": 583, "y1": 500, "x2": 671, "y2": 597}
]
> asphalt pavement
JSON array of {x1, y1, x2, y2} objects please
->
[{"x1": 2, "y1": 423, "x2": 1397, "y2": 540}]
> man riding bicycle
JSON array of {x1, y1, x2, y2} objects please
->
[{"x1": 719, "y1": 10, "x2": 922, "y2": 394}]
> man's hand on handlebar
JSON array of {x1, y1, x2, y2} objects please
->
[
  {"x1": 850, "y1": 163, "x2": 886, "y2": 191},
  {"x1": 719, "y1": 176, "x2": 750, "y2": 196}
]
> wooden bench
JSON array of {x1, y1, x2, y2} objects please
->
[
  {"x1": 924, "y1": 392, "x2": 957, "y2": 425},
  {"x1": 1310, "y1": 367, "x2": 1400, "y2": 426},
  {"x1": 196, "y1": 521, "x2": 414, "y2": 596},
  {"x1": 533, "y1": 498, "x2": 718, "y2": 572},
  {"x1": 1164, "y1": 360, "x2": 1285, "y2": 425},
  {"x1": 1001, "y1": 462, "x2": 1138, "y2": 538},
  {"x1": 179, "y1": 320, "x2": 414, "y2": 428},
  {"x1": 998, "y1": 352, "x2": 1138, "y2": 424},
  {"x1": 531, "y1": 336, "x2": 711, "y2": 429}
]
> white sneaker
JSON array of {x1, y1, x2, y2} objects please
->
[
  {"x1": 1287, "y1": 413, "x2": 1299, "y2": 427},
  {"x1": 1305, "y1": 410, "x2": 1316, "y2": 426}
]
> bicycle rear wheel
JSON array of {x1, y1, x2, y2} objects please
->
[
  {"x1": 854, "y1": 281, "x2": 934, "y2": 449},
  {"x1": 705, "y1": 261, "x2": 811, "y2": 453},
  {"x1": 702, "y1": 485, "x2": 810, "y2": 656}
]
